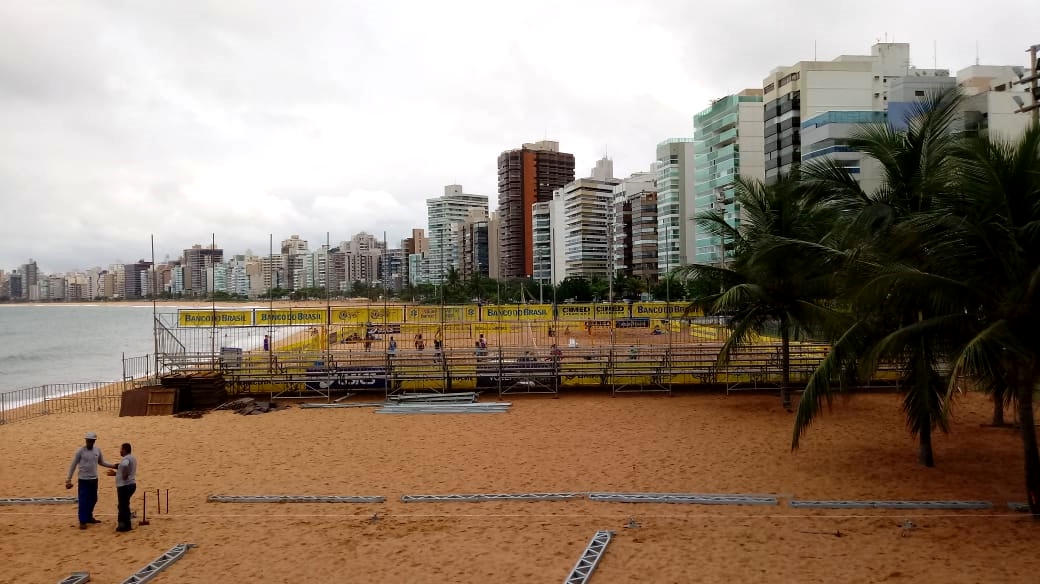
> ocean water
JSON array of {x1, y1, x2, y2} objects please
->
[{"x1": 0, "y1": 304, "x2": 157, "y2": 393}]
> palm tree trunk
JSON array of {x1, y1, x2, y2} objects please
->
[
  {"x1": 1016, "y1": 372, "x2": 1040, "y2": 517},
  {"x1": 780, "y1": 317, "x2": 791, "y2": 411},
  {"x1": 918, "y1": 421, "x2": 935, "y2": 467},
  {"x1": 992, "y1": 382, "x2": 1008, "y2": 426}
]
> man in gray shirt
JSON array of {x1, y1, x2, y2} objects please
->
[
  {"x1": 65, "y1": 431, "x2": 117, "y2": 529},
  {"x1": 113, "y1": 443, "x2": 137, "y2": 532}
]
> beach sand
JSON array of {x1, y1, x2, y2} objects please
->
[{"x1": 1, "y1": 391, "x2": 1037, "y2": 583}]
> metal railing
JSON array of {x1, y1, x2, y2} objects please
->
[{"x1": 0, "y1": 382, "x2": 124, "y2": 425}]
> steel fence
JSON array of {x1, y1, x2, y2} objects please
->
[{"x1": 0, "y1": 382, "x2": 124, "y2": 425}]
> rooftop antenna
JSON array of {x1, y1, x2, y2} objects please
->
[
  {"x1": 814, "y1": 40, "x2": 817, "y2": 61},
  {"x1": 975, "y1": 41, "x2": 980, "y2": 66},
  {"x1": 934, "y1": 41, "x2": 937, "y2": 69}
]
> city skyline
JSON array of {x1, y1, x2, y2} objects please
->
[{"x1": 1, "y1": 1, "x2": 1037, "y2": 272}]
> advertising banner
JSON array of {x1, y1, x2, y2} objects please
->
[
  {"x1": 406, "y1": 306, "x2": 444, "y2": 323},
  {"x1": 615, "y1": 318, "x2": 651, "y2": 329},
  {"x1": 255, "y1": 309, "x2": 327, "y2": 326},
  {"x1": 367, "y1": 306, "x2": 405, "y2": 323},
  {"x1": 631, "y1": 303, "x2": 694, "y2": 319},
  {"x1": 177, "y1": 310, "x2": 254, "y2": 327},
  {"x1": 556, "y1": 303, "x2": 595, "y2": 321},
  {"x1": 330, "y1": 308, "x2": 368, "y2": 325},
  {"x1": 594, "y1": 303, "x2": 630, "y2": 320},
  {"x1": 481, "y1": 304, "x2": 553, "y2": 321}
]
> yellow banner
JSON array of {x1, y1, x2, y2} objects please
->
[
  {"x1": 406, "y1": 306, "x2": 444, "y2": 323},
  {"x1": 481, "y1": 304, "x2": 553, "y2": 321},
  {"x1": 177, "y1": 310, "x2": 253, "y2": 327},
  {"x1": 367, "y1": 306, "x2": 404, "y2": 323},
  {"x1": 557, "y1": 304, "x2": 595, "y2": 320},
  {"x1": 255, "y1": 309, "x2": 327, "y2": 325},
  {"x1": 631, "y1": 302, "x2": 694, "y2": 318},
  {"x1": 330, "y1": 308, "x2": 368, "y2": 325},
  {"x1": 594, "y1": 303, "x2": 629, "y2": 319}
]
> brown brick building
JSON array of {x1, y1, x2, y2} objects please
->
[{"x1": 496, "y1": 140, "x2": 575, "y2": 279}]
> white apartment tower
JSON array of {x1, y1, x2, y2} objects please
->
[
  {"x1": 425, "y1": 185, "x2": 488, "y2": 285},
  {"x1": 537, "y1": 157, "x2": 620, "y2": 285},
  {"x1": 655, "y1": 140, "x2": 695, "y2": 273}
]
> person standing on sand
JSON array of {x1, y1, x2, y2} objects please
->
[
  {"x1": 107, "y1": 443, "x2": 137, "y2": 532},
  {"x1": 66, "y1": 432, "x2": 116, "y2": 530}
]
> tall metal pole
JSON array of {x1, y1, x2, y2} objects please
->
[{"x1": 151, "y1": 234, "x2": 159, "y2": 383}]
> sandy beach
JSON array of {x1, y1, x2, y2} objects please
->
[{"x1": 1, "y1": 390, "x2": 1037, "y2": 583}]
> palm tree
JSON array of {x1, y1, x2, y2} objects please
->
[
  {"x1": 794, "y1": 88, "x2": 966, "y2": 467},
  {"x1": 681, "y1": 172, "x2": 844, "y2": 410},
  {"x1": 934, "y1": 124, "x2": 1040, "y2": 513}
]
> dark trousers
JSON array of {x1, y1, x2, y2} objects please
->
[
  {"x1": 77, "y1": 479, "x2": 98, "y2": 524},
  {"x1": 117, "y1": 483, "x2": 137, "y2": 529}
]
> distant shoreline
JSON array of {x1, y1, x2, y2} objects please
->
[{"x1": 0, "y1": 299, "x2": 374, "y2": 309}]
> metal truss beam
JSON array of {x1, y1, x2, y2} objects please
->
[
  {"x1": 120, "y1": 543, "x2": 196, "y2": 584},
  {"x1": 0, "y1": 497, "x2": 77, "y2": 505},
  {"x1": 401, "y1": 493, "x2": 582, "y2": 503},
  {"x1": 564, "y1": 530, "x2": 613, "y2": 584},
  {"x1": 588, "y1": 492, "x2": 778, "y2": 505},
  {"x1": 789, "y1": 500, "x2": 993, "y2": 510},
  {"x1": 207, "y1": 495, "x2": 385, "y2": 504},
  {"x1": 58, "y1": 573, "x2": 90, "y2": 584}
]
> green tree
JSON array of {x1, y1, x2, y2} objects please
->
[
  {"x1": 932, "y1": 125, "x2": 1040, "y2": 511},
  {"x1": 794, "y1": 89, "x2": 967, "y2": 467},
  {"x1": 681, "y1": 172, "x2": 843, "y2": 411}
]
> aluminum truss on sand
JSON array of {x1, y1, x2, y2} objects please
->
[
  {"x1": 0, "y1": 497, "x2": 77, "y2": 505},
  {"x1": 587, "y1": 492, "x2": 778, "y2": 505},
  {"x1": 563, "y1": 530, "x2": 614, "y2": 584},
  {"x1": 119, "y1": 543, "x2": 196, "y2": 584},
  {"x1": 789, "y1": 500, "x2": 993, "y2": 510},
  {"x1": 401, "y1": 493, "x2": 582, "y2": 503},
  {"x1": 208, "y1": 495, "x2": 385, "y2": 503},
  {"x1": 58, "y1": 573, "x2": 90, "y2": 584}
]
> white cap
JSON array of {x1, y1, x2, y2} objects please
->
[{"x1": 84, "y1": 432, "x2": 97, "y2": 440}]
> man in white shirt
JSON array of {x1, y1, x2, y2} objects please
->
[
  {"x1": 65, "y1": 432, "x2": 117, "y2": 529},
  {"x1": 113, "y1": 443, "x2": 137, "y2": 532}
]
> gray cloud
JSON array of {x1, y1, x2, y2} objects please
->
[{"x1": 0, "y1": 0, "x2": 1036, "y2": 272}]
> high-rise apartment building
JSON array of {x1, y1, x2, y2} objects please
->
[
  {"x1": 122, "y1": 260, "x2": 153, "y2": 299},
  {"x1": 496, "y1": 140, "x2": 575, "y2": 280},
  {"x1": 20, "y1": 260, "x2": 38, "y2": 300},
  {"x1": 611, "y1": 172, "x2": 659, "y2": 282},
  {"x1": 455, "y1": 208, "x2": 490, "y2": 281},
  {"x1": 655, "y1": 139, "x2": 695, "y2": 273},
  {"x1": 280, "y1": 235, "x2": 308, "y2": 291},
  {"x1": 303, "y1": 245, "x2": 332, "y2": 291},
  {"x1": 535, "y1": 158, "x2": 619, "y2": 284},
  {"x1": 402, "y1": 228, "x2": 428, "y2": 288},
  {"x1": 762, "y1": 43, "x2": 917, "y2": 185},
  {"x1": 183, "y1": 245, "x2": 223, "y2": 297},
  {"x1": 426, "y1": 185, "x2": 488, "y2": 285},
  {"x1": 381, "y1": 248, "x2": 407, "y2": 292},
  {"x1": 531, "y1": 202, "x2": 553, "y2": 284},
  {"x1": 339, "y1": 232, "x2": 385, "y2": 286},
  {"x1": 488, "y1": 212, "x2": 500, "y2": 280},
  {"x1": 693, "y1": 89, "x2": 765, "y2": 265}
]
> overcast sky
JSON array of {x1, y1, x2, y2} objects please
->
[{"x1": 1, "y1": 0, "x2": 1036, "y2": 273}]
